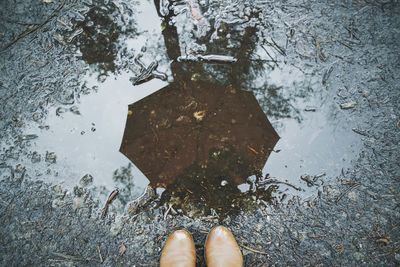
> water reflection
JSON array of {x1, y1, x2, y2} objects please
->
[
  {"x1": 120, "y1": 79, "x2": 279, "y2": 214},
  {"x1": 112, "y1": 163, "x2": 136, "y2": 206},
  {"x1": 5, "y1": 0, "x2": 362, "y2": 215},
  {"x1": 70, "y1": 0, "x2": 137, "y2": 73}
]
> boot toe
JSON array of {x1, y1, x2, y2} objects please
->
[
  {"x1": 205, "y1": 226, "x2": 243, "y2": 267},
  {"x1": 160, "y1": 229, "x2": 196, "y2": 267}
]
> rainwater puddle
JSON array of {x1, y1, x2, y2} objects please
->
[
  {"x1": 1, "y1": 0, "x2": 362, "y2": 216},
  {"x1": 24, "y1": 73, "x2": 167, "y2": 192}
]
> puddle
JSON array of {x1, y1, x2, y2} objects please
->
[
  {"x1": 0, "y1": 0, "x2": 362, "y2": 216},
  {"x1": 24, "y1": 73, "x2": 167, "y2": 192}
]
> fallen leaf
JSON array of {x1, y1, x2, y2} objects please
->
[
  {"x1": 193, "y1": 110, "x2": 206, "y2": 121},
  {"x1": 119, "y1": 243, "x2": 127, "y2": 256}
]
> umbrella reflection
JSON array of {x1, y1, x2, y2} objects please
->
[{"x1": 120, "y1": 1, "x2": 280, "y2": 215}]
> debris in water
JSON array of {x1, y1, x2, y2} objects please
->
[
  {"x1": 193, "y1": 110, "x2": 206, "y2": 121},
  {"x1": 101, "y1": 189, "x2": 119, "y2": 219},
  {"x1": 260, "y1": 177, "x2": 302, "y2": 191},
  {"x1": 70, "y1": 106, "x2": 81, "y2": 115},
  {"x1": 45, "y1": 151, "x2": 57, "y2": 164},
  {"x1": 14, "y1": 164, "x2": 26, "y2": 182},
  {"x1": 322, "y1": 66, "x2": 333, "y2": 85},
  {"x1": 340, "y1": 101, "x2": 357, "y2": 110},
  {"x1": 31, "y1": 151, "x2": 41, "y2": 163},
  {"x1": 301, "y1": 175, "x2": 314, "y2": 186},
  {"x1": 129, "y1": 54, "x2": 167, "y2": 85},
  {"x1": 56, "y1": 107, "x2": 68, "y2": 116},
  {"x1": 178, "y1": 54, "x2": 237, "y2": 63},
  {"x1": 32, "y1": 112, "x2": 43, "y2": 121},
  {"x1": 79, "y1": 174, "x2": 93, "y2": 187},
  {"x1": 300, "y1": 173, "x2": 325, "y2": 187},
  {"x1": 38, "y1": 125, "x2": 50, "y2": 130},
  {"x1": 352, "y1": 128, "x2": 368, "y2": 136},
  {"x1": 304, "y1": 106, "x2": 316, "y2": 112},
  {"x1": 67, "y1": 28, "x2": 83, "y2": 43},
  {"x1": 55, "y1": 90, "x2": 75, "y2": 105},
  {"x1": 127, "y1": 185, "x2": 156, "y2": 215},
  {"x1": 18, "y1": 134, "x2": 38, "y2": 141},
  {"x1": 247, "y1": 146, "x2": 259, "y2": 155}
]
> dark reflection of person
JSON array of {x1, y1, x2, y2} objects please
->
[{"x1": 154, "y1": 0, "x2": 300, "y2": 122}]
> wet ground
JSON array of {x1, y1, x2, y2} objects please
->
[{"x1": 1, "y1": 0, "x2": 399, "y2": 266}]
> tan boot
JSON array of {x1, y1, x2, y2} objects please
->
[
  {"x1": 205, "y1": 226, "x2": 243, "y2": 267},
  {"x1": 160, "y1": 229, "x2": 196, "y2": 267}
]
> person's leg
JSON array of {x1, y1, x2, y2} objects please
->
[
  {"x1": 205, "y1": 226, "x2": 243, "y2": 267},
  {"x1": 160, "y1": 229, "x2": 196, "y2": 267}
]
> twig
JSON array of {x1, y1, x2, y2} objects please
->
[
  {"x1": 240, "y1": 244, "x2": 269, "y2": 255},
  {"x1": 344, "y1": 26, "x2": 360, "y2": 41},
  {"x1": 322, "y1": 66, "x2": 334, "y2": 85},
  {"x1": 177, "y1": 54, "x2": 237, "y2": 63},
  {"x1": 101, "y1": 189, "x2": 119, "y2": 219},
  {"x1": 352, "y1": 128, "x2": 369, "y2": 136},
  {"x1": 51, "y1": 252, "x2": 87, "y2": 262},
  {"x1": 270, "y1": 37, "x2": 286, "y2": 56},
  {"x1": 260, "y1": 45, "x2": 278, "y2": 66},
  {"x1": 247, "y1": 145, "x2": 259, "y2": 155},
  {"x1": 335, "y1": 184, "x2": 360, "y2": 203},
  {"x1": 336, "y1": 39, "x2": 353, "y2": 50},
  {"x1": 260, "y1": 179, "x2": 302, "y2": 191},
  {"x1": 97, "y1": 245, "x2": 103, "y2": 263},
  {"x1": 164, "y1": 204, "x2": 172, "y2": 220},
  {"x1": 329, "y1": 53, "x2": 354, "y2": 64},
  {"x1": 1, "y1": 0, "x2": 66, "y2": 52}
]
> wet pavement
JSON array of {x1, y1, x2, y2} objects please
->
[{"x1": 1, "y1": 0, "x2": 399, "y2": 266}]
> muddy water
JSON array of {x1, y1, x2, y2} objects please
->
[{"x1": 1, "y1": 0, "x2": 361, "y2": 214}]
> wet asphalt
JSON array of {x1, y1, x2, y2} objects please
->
[{"x1": 0, "y1": 0, "x2": 399, "y2": 266}]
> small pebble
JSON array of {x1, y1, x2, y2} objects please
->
[{"x1": 340, "y1": 101, "x2": 357, "y2": 109}]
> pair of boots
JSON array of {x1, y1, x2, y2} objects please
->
[{"x1": 160, "y1": 226, "x2": 243, "y2": 266}]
